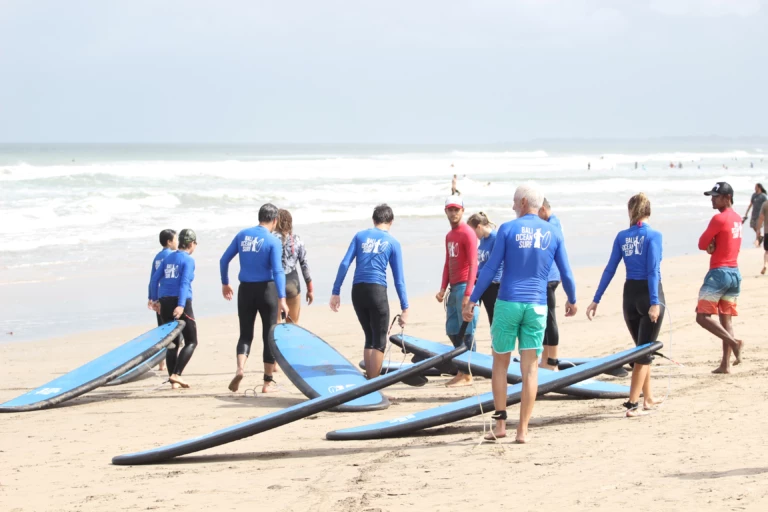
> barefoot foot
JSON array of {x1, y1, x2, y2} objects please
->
[
  {"x1": 712, "y1": 366, "x2": 730, "y2": 374},
  {"x1": 229, "y1": 372, "x2": 244, "y2": 392},
  {"x1": 643, "y1": 396, "x2": 666, "y2": 410},
  {"x1": 626, "y1": 408, "x2": 651, "y2": 417},
  {"x1": 445, "y1": 374, "x2": 473, "y2": 388},
  {"x1": 733, "y1": 340, "x2": 744, "y2": 365},
  {"x1": 171, "y1": 382, "x2": 181, "y2": 390},
  {"x1": 262, "y1": 380, "x2": 279, "y2": 393},
  {"x1": 515, "y1": 430, "x2": 529, "y2": 444},
  {"x1": 169, "y1": 375, "x2": 190, "y2": 388},
  {"x1": 484, "y1": 430, "x2": 507, "y2": 441}
]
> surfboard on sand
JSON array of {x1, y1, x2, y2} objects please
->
[
  {"x1": 269, "y1": 324, "x2": 389, "y2": 412},
  {"x1": 390, "y1": 335, "x2": 631, "y2": 399},
  {"x1": 0, "y1": 322, "x2": 183, "y2": 412},
  {"x1": 106, "y1": 348, "x2": 167, "y2": 386},
  {"x1": 326, "y1": 342, "x2": 661, "y2": 441}
]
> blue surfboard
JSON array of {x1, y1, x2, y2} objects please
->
[
  {"x1": 106, "y1": 348, "x2": 167, "y2": 386},
  {"x1": 112, "y1": 342, "x2": 469, "y2": 465},
  {"x1": 390, "y1": 335, "x2": 630, "y2": 399},
  {"x1": 0, "y1": 322, "x2": 183, "y2": 412},
  {"x1": 326, "y1": 342, "x2": 661, "y2": 441},
  {"x1": 269, "y1": 324, "x2": 389, "y2": 412}
]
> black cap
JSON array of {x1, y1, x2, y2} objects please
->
[
  {"x1": 178, "y1": 228, "x2": 197, "y2": 246},
  {"x1": 704, "y1": 182, "x2": 734, "y2": 198}
]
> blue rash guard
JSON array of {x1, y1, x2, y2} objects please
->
[
  {"x1": 150, "y1": 251, "x2": 195, "y2": 307},
  {"x1": 332, "y1": 227, "x2": 409, "y2": 310},
  {"x1": 148, "y1": 247, "x2": 174, "y2": 300},
  {"x1": 593, "y1": 222, "x2": 662, "y2": 305},
  {"x1": 470, "y1": 214, "x2": 577, "y2": 306},
  {"x1": 477, "y1": 229, "x2": 503, "y2": 283},
  {"x1": 219, "y1": 225, "x2": 286, "y2": 298},
  {"x1": 546, "y1": 215, "x2": 562, "y2": 283}
]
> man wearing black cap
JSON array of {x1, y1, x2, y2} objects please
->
[{"x1": 696, "y1": 182, "x2": 744, "y2": 374}]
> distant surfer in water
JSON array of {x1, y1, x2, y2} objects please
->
[
  {"x1": 537, "y1": 198, "x2": 564, "y2": 370},
  {"x1": 465, "y1": 185, "x2": 577, "y2": 442},
  {"x1": 586, "y1": 193, "x2": 665, "y2": 416},
  {"x1": 696, "y1": 183, "x2": 743, "y2": 374},
  {"x1": 451, "y1": 174, "x2": 460, "y2": 196},
  {"x1": 438, "y1": 196, "x2": 480, "y2": 387},
  {"x1": 275, "y1": 209, "x2": 313, "y2": 324},
  {"x1": 220, "y1": 203, "x2": 288, "y2": 393},
  {"x1": 148, "y1": 229, "x2": 177, "y2": 372},
  {"x1": 467, "y1": 212, "x2": 501, "y2": 325},
  {"x1": 330, "y1": 204, "x2": 408, "y2": 379},
  {"x1": 149, "y1": 229, "x2": 198, "y2": 389}
]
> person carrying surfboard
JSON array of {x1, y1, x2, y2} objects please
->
[
  {"x1": 694, "y1": 182, "x2": 744, "y2": 374},
  {"x1": 220, "y1": 203, "x2": 288, "y2": 394},
  {"x1": 330, "y1": 204, "x2": 408, "y2": 380},
  {"x1": 585, "y1": 193, "x2": 666, "y2": 417},
  {"x1": 438, "y1": 196, "x2": 480, "y2": 387},
  {"x1": 537, "y1": 198, "x2": 565, "y2": 371},
  {"x1": 149, "y1": 228, "x2": 198, "y2": 389},
  {"x1": 147, "y1": 229, "x2": 177, "y2": 373},
  {"x1": 465, "y1": 184, "x2": 577, "y2": 443}
]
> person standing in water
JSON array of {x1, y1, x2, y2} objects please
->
[
  {"x1": 149, "y1": 229, "x2": 198, "y2": 389},
  {"x1": 697, "y1": 183, "x2": 744, "y2": 374},
  {"x1": 743, "y1": 183, "x2": 767, "y2": 244},
  {"x1": 330, "y1": 204, "x2": 408, "y2": 379},
  {"x1": 147, "y1": 229, "x2": 177, "y2": 372},
  {"x1": 585, "y1": 193, "x2": 665, "y2": 416},
  {"x1": 537, "y1": 198, "x2": 564, "y2": 370},
  {"x1": 438, "y1": 196, "x2": 480, "y2": 387},
  {"x1": 464, "y1": 185, "x2": 577, "y2": 443},
  {"x1": 275, "y1": 209, "x2": 313, "y2": 323},
  {"x1": 220, "y1": 203, "x2": 288, "y2": 393},
  {"x1": 467, "y1": 212, "x2": 502, "y2": 325},
  {"x1": 451, "y1": 174, "x2": 460, "y2": 196}
]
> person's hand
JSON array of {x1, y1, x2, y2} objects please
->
[
  {"x1": 306, "y1": 289, "x2": 314, "y2": 305},
  {"x1": 586, "y1": 302, "x2": 598, "y2": 320},
  {"x1": 649, "y1": 304, "x2": 661, "y2": 323},
  {"x1": 565, "y1": 302, "x2": 578, "y2": 317},
  {"x1": 222, "y1": 284, "x2": 234, "y2": 301},
  {"x1": 462, "y1": 302, "x2": 476, "y2": 322},
  {"x1": 279, "y1": 298, "x2": 289, "y2": 320},
  {"x1": 173, "y1": 306, "x2": 184, "y2": 319},
  {"x1": 707, "y1": 241, "x2": 716, "y2": 254},
  {"x1": 398, "y1": 309, "x2": 408, "y2": 328},
  {"x1": 742, "y1": 216, "x2": 748, "y2": 224},
  {"x1": 436, "y1": 289, "x2": 446, "y2": 303},
  {"x1": 147, "y1": 300, "x2": 155, "y2": 311},
  {"x1": 462, "y1": 296, "x2": 470, "y2": 308},
  {"x1": 329, "y1": 295, "x2": 341, "y2": 312}
]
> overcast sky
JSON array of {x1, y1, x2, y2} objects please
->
[{"x1": 0, "y1": 0, "x2": 766, "y2": 143}]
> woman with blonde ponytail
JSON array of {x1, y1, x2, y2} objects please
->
[
  {"x1": 585, "y1": 193, "x2": 665, "y2": 417},
  {"x1": 467, "y1": 212, "x2": 503, "y2": 325}
]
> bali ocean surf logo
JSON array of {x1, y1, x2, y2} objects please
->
[
  {"x1": 164, "y1": 264, "x2": 179, "y2": 279},
  {"x1": 241, "y1": 236, "x2": 264, "y2": 252},
  {"x1": 622, "y1": 236, "x2": 645, "y2": 256},
  {"x1": 517, "y1": 227, "x2": 551, "y2": 250},
  {"x1": 361, "y1": 238, "x2": 390, "y2": 254}
]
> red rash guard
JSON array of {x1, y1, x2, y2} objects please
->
[
  {"x1": 698, "y1": 208, "x2": 742, "y2": 269},
  {"x1": 441, "y1": 222, "x2": 478, "y2": 297}
]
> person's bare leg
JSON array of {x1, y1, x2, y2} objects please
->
[
  {"x1": 485, "y1": 351, "x2": 511, "y2": 440},
  {"x1": 286, "y1": 296, "x2": 301, "y2": 324},
  {"x1": 762, "y1": 250, "x2": 768, "y2": 274},
  {"x1": 516, "y1": 350, "x2": 539, "y2": 443},
  {"x1": 539, "y1": 346, "x2": 558, "y2": 371},
  {"x1": 719, "y1": 313, "x2": 742, "y2": 366},
  {"x1": 229, "y1": 354, "x2": 248, "y2": 391},
  {"x1": 365, "y1": 348, "x2": 384, "y2": 379},
  {"x1": 262, "y1": 362, "x2": 278, "y2": 393},
  {"x1": 642, "y1": 365, "x2": 664, "y2": 409},
  {"x1": 696, "y1": 313, "x2": 741, "y2": 371},
  {"x1": 626, "y1": 363, "x2": 656, "y2": 417}
]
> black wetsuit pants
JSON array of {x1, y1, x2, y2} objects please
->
[
  {"x1": 623, "y1": 279, "x2": 665, "y2": 365},
  {"x1": 237, "y1": 281, "x2": 278, "y2": 363},
  {"x1": 351, "y1": 283, "x2": 390, "y2": 353},
  {"x1": 479, "y1": 282, "x2": 500, "y2": 325},
  {"x1": 159, "y1": 297, "x2": 197, "y2": 376},
  {"x1": 543, "y1": 281, "x2": 560, "y2": 346}
]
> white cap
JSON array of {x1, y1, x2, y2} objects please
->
[{"x1": 445, "y1": 196, "x2": 464, "y2": 209}]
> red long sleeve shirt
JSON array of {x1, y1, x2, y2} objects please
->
[
  {"x1": 698, "y1": 208, "x2": 742, "y2": 269},
  {"x1": 441, "y1": 222, "x2": 478, "y2": 296}
]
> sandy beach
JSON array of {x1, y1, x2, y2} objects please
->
[{"x1": 2, "y1": 250, "x2": 768, "y2": 512}]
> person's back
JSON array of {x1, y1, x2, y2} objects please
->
[
  {"x1": 546, "y1": 214, "x2": 562, "y2": 283},
  {"x1": 351, "y1": 228, "x2": 402, "y2": 287},
  {"x1": 226, "y1": 225, "x2": 282, "y2": 282},
  {"x1": 156, "y1": 251, "x2": 195, "y2": 302}
]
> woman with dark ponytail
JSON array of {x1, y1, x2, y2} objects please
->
[{"x1": 585, "y1": 193, "x2": 665, "y2": 417}]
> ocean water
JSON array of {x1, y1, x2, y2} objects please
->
[{"x1": 1, "y1": 142, "x2": 766, "y2": 342}]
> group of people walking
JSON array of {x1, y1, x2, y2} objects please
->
[{"x1": 145, "y1": 180, "x2": 746, "y2": 444}]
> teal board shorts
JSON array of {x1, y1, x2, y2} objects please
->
[{"x1": 490, "y1": 299, "x2": 547, "y2": 356}]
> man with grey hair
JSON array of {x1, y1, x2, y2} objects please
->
[{"x1": 464, "y1": 184, "x2": 578, "y2": 443}]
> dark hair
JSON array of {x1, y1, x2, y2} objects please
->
[
  {"x1": 276, "y1": 209, "x2": 293, "y2": 237},
  {"x1": 159, "y1": 229, "x2": 177, "y2": 248},
  {"x1": 178, "y1": 228, "x2": 197, "y2": 249},
  {"x1": 372, "y1": 204, "x2": 394, "y2": 225},
  {"x1": 758, "y1": 183, "x2": 766, "y2": 194},
  {"x1": 258, "y1": 203, "x2": 279, "y2": 223},
  {"x1": 628, "y1": 193, "x2": 651, "y2": 226},
  {"x1": 541, "y1": 198, "x2": 551, "y2": 210},
  {"x1": 467, "y1": 212, "x2": 495, "y2": 229}
]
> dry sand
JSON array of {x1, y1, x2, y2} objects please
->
[{"x1": 2, "y1": 252, "x2": 768, "y2": 511}]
